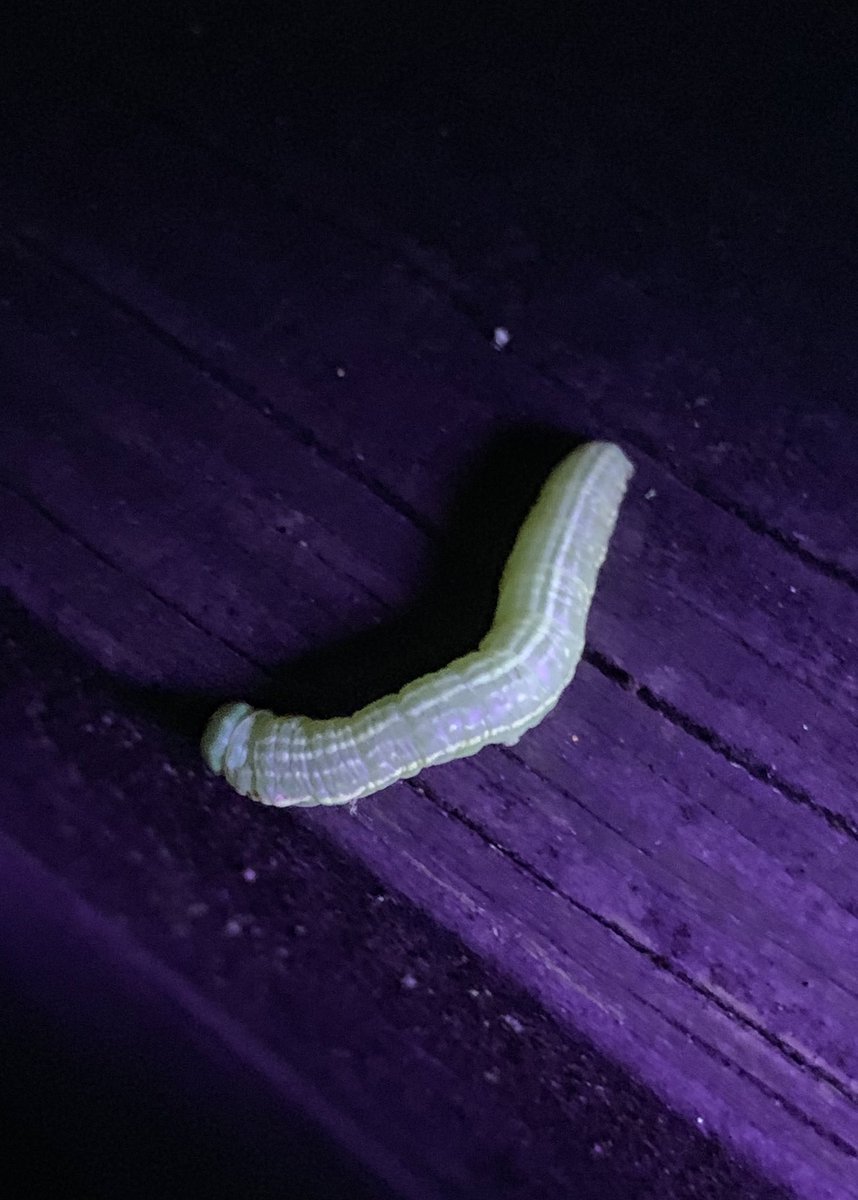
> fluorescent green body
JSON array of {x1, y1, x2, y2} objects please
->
[{"x1": 202, "y1": 441, "x2": 634, "y2": 807}]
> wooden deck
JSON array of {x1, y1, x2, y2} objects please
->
[{"x1": 2, "y1": 5, "x2": 857, "y2": 1197}]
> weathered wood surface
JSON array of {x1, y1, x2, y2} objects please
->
[
  {"x1": 2, "y1": 595, "x2": 792, "y2": 1200},
  {"x1": 0, "y1": 826, "x2": 396, "y2": 1200},
  {"x1": 2, "y1": 5, "x2": 857, "y2": 1197}
]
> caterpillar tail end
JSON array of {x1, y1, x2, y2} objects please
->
[{"x1": 201, "y1": 701, "x2": 255, "y2": 776}]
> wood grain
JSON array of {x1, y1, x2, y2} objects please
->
[
  {"x1": 2, "y1": 15, "x2": 857, "y2": 1193},
  {"x1": 1, "y1": 224, "x2": 855, "y2": 1195}
]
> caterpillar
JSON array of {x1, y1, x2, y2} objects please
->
[{"x1": 202, "y1": 440, "x2": 634, "y2": 808}]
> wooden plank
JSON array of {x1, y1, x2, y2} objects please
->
[
  {"x1": 0, "y1": 125, "x2": 855, "y2": 826},
  {"x1": 1, "y1": 594, "x2": 793, "y2": 1200},
  {"x1": 20, "y1": 39, "x2": 852, "y2": 579},
  {"x1": 1, "y1": 236, "x2": 856, "y2": 1195},
  {"x1": 0, "y1": 835, "x2": 397, "y2": 1200}
]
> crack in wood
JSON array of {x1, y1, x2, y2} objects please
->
[
  {"x1": 420, "y1": 780, "x2": 858, "y2": 1121},
  {"x1": 584, "y1": 648, "x2": 858, "y2": 842}
]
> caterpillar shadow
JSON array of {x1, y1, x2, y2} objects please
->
[{"x1": 113, "y1": 422, "x2": 588, "y2": 746}]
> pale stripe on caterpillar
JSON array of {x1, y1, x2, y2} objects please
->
[{"x1": 202, "y1": 441, "x2": 634, "y2": 808}]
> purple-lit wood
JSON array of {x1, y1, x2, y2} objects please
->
[{"x1": 1, "y1": 6, "x2": 856, "y2": 1198}]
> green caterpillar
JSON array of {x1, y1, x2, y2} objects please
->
[{"x1": 202, "y1": 441, "x2": 634, "y2": 808}]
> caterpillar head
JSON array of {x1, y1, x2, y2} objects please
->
[{"x1": 201, "y1": 701, "x2": 257, "y2": 786}]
